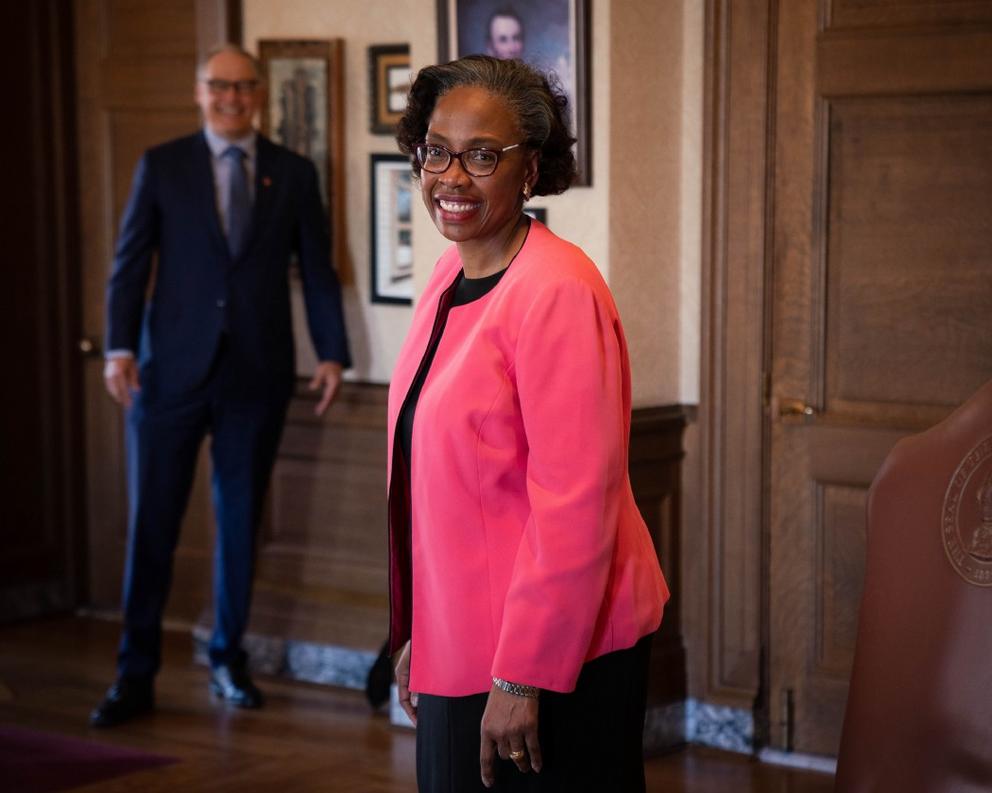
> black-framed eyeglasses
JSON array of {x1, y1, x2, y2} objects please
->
[
  {"x1": 415, "y1": 142, "x2": 522, "y2": 177},
  {"x1": 203, "y1": 78, "x2": 259, "y2": 95}
]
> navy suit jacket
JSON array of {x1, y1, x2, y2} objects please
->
[{"x1": 106, "y1": 131, "x2": 350, "y2": 400}]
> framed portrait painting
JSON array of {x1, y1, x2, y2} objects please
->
[
  {"x1": 436, "y1": 0, "x2": 591, "y2": 185},
  {"x1": 370, "y1": 154, "x2": 414, "y2": 305},
  {"x1": 369, "y1": 44, "x2": 411, "y2": 134},
  {"x1": 258, "y1": 39, "x2": 347, "y2": 280}
]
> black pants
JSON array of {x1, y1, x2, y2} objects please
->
[{"x1": 415, "y1": 634, "x2": 652, "y2": 793}]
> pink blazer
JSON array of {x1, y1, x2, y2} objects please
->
[{"x1": 387, "y1": 221, "x2": 669, "y2": 696}]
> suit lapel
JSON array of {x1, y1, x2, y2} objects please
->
[
  {"x1": 243, "y1": 135, "x2": 278, "y2": 261},
  {"x1": 192, "y1": 131, "x2": 230, "y2": 261}
]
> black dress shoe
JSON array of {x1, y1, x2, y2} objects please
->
[
  {"x1": 209, "y1": 663, "x2": 263, "y2": 709},
  {"x1": 89, "y1": 677, "x2": 154, "y2": 728}
]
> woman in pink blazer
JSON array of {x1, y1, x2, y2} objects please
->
[{"x1": 389, "y1": 55, "x2": 669, "y2": 793}]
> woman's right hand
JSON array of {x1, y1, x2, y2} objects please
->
[{"x1": 393, "y1": 640, "x2": 417, "y2": 725}]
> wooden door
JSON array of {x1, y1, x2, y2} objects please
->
[
  {"x1": 75, "y1": 0, "x2": 237, "y2": 617},
  {"x1": 767, "y1": 0, "x2": 992, "y2": 756}
]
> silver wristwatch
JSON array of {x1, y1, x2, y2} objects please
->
[{"x1": 492, "y1": 676, "x2": 540, "y2": 698}]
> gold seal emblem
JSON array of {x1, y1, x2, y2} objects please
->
[{"x1": 942, "y1": 435, "x2": 992, "y2": 587}]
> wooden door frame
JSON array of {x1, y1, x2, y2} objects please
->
[{"x1": 694, "y1": 0, "x2": 776, "y2": 746}]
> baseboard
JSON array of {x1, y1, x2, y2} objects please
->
[
  {"x1": 191, "y1": 625, "x2": 376, "y2": 691},
  {"x1": 757, "y1": 748, "x2": 837, "y2": 774},
  {"x1": 645, "y1": 697, "x2": 754, "y2": 753}
]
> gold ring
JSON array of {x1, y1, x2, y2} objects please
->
[{"x1": 509, "y1": 749, "x2": 525, "y2": 761}]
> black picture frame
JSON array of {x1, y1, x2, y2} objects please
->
[
  {"x1": 368, "y1": 44, "x2": 411, "y2": 135},
  {"x1": 524, "y1": 206, "x2": 547, "y2": 226},
  {"x1": 436, "y1": 0, "x2": 591, "y2": 185},
  {"x1": 370, "y1": 154, "x2": 414, "y2": 305}
]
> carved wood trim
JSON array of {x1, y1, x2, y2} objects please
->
[{"x1": 695, "y1": 0, "x2": 772, "y2": 707}]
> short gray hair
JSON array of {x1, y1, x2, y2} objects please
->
[{"x1": 196, "y1": 43, "x2": 262, "y2": 81}]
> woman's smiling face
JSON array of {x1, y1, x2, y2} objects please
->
[{"x1": 421, "y1": 85, "x2": 537, "y2": 245}]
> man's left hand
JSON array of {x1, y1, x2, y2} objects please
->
[{"x1": 309, "y1": 361, "x2": 344, "y2": 416}]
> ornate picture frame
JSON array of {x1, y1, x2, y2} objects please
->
[
  {"x1": 258, "y1": 39, "x2": 348, "y2": 281},
  {"x1": 369, "y1": 44, "x2": 411, "y2": 135}
]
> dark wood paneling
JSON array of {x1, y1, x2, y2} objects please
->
[
  {"x1": 0, "y1": 1, "x2": 85, "y2": 620},
  {"x1": 827, "y1": 0, "x2": 992, "y2": 30},
  {"x1": 630, "y1": 406, "x2": 689, "y2": 705},
  {"x1": 249, "y1": 382, "x2": 389, "y2": 651}
]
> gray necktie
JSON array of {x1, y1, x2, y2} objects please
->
[{"x1": 223, "y1": 146, "x2": 251, "y2": 258}]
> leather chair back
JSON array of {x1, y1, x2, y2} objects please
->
[{"x1": 834, "y1": 380, "x2": 992, "y2": 792}]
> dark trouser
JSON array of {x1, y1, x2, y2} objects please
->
[
  {"x1": 116, "y1": 344, "x2": 290, "y2": 680},
  {"x1": 416, "y1": 634, "x2": 652, "y2": 793}
]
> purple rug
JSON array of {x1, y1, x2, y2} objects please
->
[{"x1": 0, "y1": 724, "x2": 178, "y2": 793}]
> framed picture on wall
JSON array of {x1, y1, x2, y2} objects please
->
[
  {"x1": 258, "y1": 39, "x2": 348, "y2": 282},
  {"x1": 436, "y1": 0, "x2": 591, "y2": 185},
  {"x1": 369, "y1": 44, "x2": 412, "y2": 134},
  {"x1": 370, "y1": 154, "x2": 414, "y2": 305},
  {"x1": 524, "y1": 206, "x2": 547, "y2": 226}
]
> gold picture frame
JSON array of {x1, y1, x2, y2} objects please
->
[
  {"x1": 369, "y1": 44, "x2": 411, "y2": 135},
  {"x1": 258, "y1": 39, "x2": 348, "y2": 283}
]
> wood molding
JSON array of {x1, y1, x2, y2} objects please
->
[
  {"x1": 694, "y1": 0, "x2": 771, "y2": 708},
  {"x1": 819, "y1": 29, "x2": 992, "y2": 97}
]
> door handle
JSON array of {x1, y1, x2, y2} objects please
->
[
  {"x1": 779, "y1": 398, "x2": 817, "y2": 418},
  {"x1": 78, "y1": 337, "x2": 102, "y2": 358}
]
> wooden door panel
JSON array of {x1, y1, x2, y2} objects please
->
[
  {"x1": 796, "y1": 480, "x2": 868, "y2": 752},
  {"x1": 826, "y1": 96, "x2": 992, "y2": 416},
  {"x1": 102, "y1": 65, "x2": 198, "y2": 110},
  {"x1": 828, "y1": 0, "x2": 992, "y2": 30},
  {"x1": 109, "y1": 110, "x2": 198, "y2": 215},
  {"x1": 816, "y1": 484, "x2": 866, "y2": 677},
  {"x1": 819, "y1": 30, "x2": 992, "y2": 96},
  {"x1": 768, "y1": 0, "x2": 992, "y2": 758},
  {"x1": 104, "y1": 0, "x2": 197, "y2": 58}
]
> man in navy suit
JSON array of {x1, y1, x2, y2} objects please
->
[{"x1": 91, "y1": 43, "x2": 351, "y2": 727}]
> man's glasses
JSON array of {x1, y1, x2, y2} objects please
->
[
  {"x1": 202, "y1": 79, "x2": 259, "y2": 96},
  {"x1": 415, "y1": 142, "x2": 522, "y2": 177}
]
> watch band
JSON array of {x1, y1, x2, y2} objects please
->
[{"x1": 492, "y1": 676, "x2": 540, "y2": 698}]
